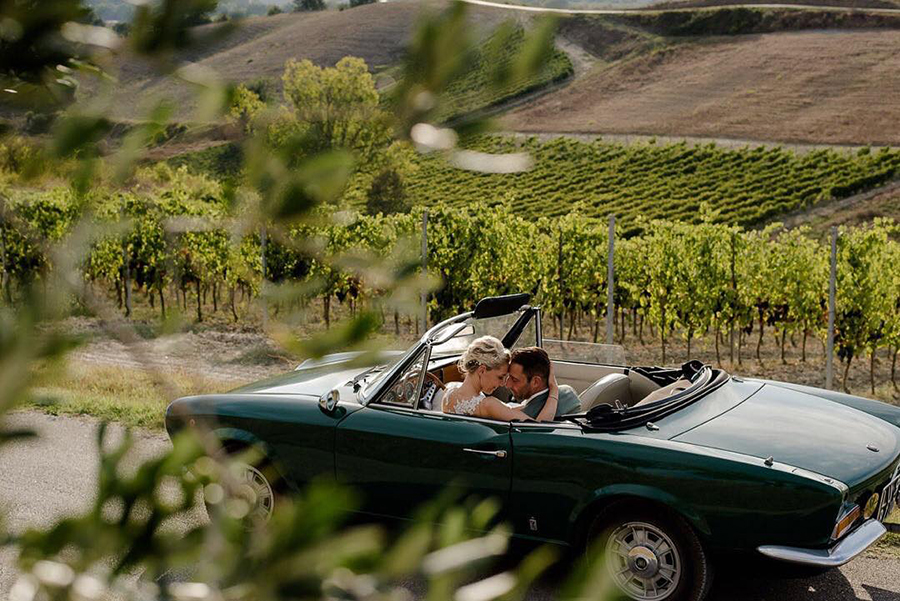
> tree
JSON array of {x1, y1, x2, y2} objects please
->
[
  {"x1": 350, "y1": 0, "x2": 375, "y2": 6},
  {"x1": 278, "y1": 56, "x2": 391, "y2": 165},
  {"x1": 228, "y1": 84, "x2": 265, "y2": 131},
  {"x1": 365, "y1": 169, "x2": 409, "y2": 215},
  {"x1": 268, "y1": 5, "x2": 284, "y2": 15},
  {"x1": 184, "y1": 0, "x2": 218, "y2": 25},
  {"x1": 293, "y1": 0, "x2": 325, "y2": 11}
]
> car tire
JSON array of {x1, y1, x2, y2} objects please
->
[
  {"x1": 207, "y1": 443, "x2": 285, "y2": 524},
  {"x1": 588, "y1": 502, "x2": 713, "y2": 601}
]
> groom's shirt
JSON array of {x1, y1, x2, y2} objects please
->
[{"x1": 516, "y1": 385, "x2": 581, "y2": 420}]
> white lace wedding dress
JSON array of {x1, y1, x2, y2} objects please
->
[{"x1": 443, "y1": 381, "x2": 485, "y2": 416}]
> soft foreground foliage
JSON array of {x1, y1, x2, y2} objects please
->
[{"x1": 0, "y1": 1, "x2": 603, "y2": 601}]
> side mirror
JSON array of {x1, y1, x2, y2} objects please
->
[{"x1": 319, "y1": 388, "x2": 340, "y2": 412}]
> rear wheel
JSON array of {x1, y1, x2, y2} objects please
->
[{"x1": 589, "y1": 503, "x2": 713, "y2": 601}]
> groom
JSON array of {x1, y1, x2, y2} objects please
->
[{"x1": 505, "y1": 347, "x2": 581, "y2": 419}]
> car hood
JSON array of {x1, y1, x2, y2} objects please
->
[
  {"x1": 674, "y1": 383, "x2": 900, "y2": 487},
  {"x1": 229, "y1": 350, "x2": 405, "y2": 398}
]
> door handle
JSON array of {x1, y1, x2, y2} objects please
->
[{"x1": 463, "y1": 448, "x2": 507, "y2": 458}]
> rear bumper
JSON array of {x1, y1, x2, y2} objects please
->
[{"x1": 757, "y1": 519, "x2": 886, "y2": 568}]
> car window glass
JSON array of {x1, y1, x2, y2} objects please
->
[
  {"x1": 543, "y1": 338, "x2": 627, "y2": 365},
  {"x1": 431, "y1": 311, "x2": 527, "y2": 358},
  {"x1": 512, "y1": 314, "x2": 537, "y2": 349},
  {"x1": 378, "y1": 348, "x2": 427, "y2": 407}
]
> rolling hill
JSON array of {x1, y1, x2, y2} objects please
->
[
  {"x1": 95, "y1": 0, "x2": 523, "y2": 120},
  {"x1": 503, "y1": 8, "x2": 900, "y2": 145}
]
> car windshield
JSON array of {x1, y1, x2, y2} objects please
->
[
  {"x1": 358, "y1": 347, "x2": 418, "y2": 394},
  {"x1": 430, "y1": 311, "x2": 533, "y2": 358}
]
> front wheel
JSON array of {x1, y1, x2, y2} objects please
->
[
  {"x1": 206, "y1": 445, "x2": 284, "y2": 525},
  {"x1": 589, "y1": 504, "x2": 713, "y2": 601}
]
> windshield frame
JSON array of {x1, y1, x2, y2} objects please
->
[{"x1": 360, "y1": 304, "x2": 537, "y2": 406}]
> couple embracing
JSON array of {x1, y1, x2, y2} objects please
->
[{"x1": 442, "y1": 336, "x2": 580, "y2": 421}]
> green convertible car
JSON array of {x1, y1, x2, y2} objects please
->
[{"x1": 166, "y1": 294, "x2": 900, "y2": 601}]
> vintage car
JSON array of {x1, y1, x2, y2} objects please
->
[{"x1": 166, "y1": 294, "x2": 900, "y2": 601}]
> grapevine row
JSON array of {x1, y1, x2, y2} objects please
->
[{"x1": 2, "y1": 172, "x2": 898, "y2": 393}]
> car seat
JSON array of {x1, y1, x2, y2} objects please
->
[{"x1": 578, "y1": 373, "x2": 632, "y2": 412}]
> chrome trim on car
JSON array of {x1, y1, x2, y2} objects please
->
[
  {"x1": 757, "y1": 519, "x2": 886, "y2": 568},
  {"x1": 424, "y1": 312, "x2": 474, "y2": 344},
  {"x1": 463, "y1": 448, "x2": 507, "y2": 458}
]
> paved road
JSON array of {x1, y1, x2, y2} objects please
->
[{"x1": 1, "y1": 411, "x2": 899, "y2": 600}]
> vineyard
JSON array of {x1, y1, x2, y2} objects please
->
[
  {"x1": 432, "y1": 26, "x2": 574, "y2": 122},
  {"x1": 406, "y1": 137, "x2": 900, "y2": 230},
  {"x1": 2, "y1": 167, "x2": 899, "y2": 395}
]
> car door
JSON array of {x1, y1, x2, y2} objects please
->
[
  {"x1": 334, "y1": 343, "x2": 511, "y2": 518},
  {"x1": 335, "y1": 405, "x2": 512, "y2": 519},
  {"x1": 508, "y1": 422, "x2": 587, "y2": 544}
]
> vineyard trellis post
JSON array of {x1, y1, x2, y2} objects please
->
[
  {"x1": 557, "y1": 227, "x2": 564, "y2": 339},
  {"x1": 0, "y1": 220, "x2": 9, "y2": 303},
  {"x1": 826, "y1": 226, "x2": 837, "y2": 390},
  {"x1": 606, "y1": 215, "x2": 615, "y2": 345},
  {"x1": 421, "y1": 210, "x2": 428, "y2": 335},
  {"x1": 260, "y1": 225, "x2": 268, "y2": 330},
  {"x1": 122, "y1": 241, "x2": 132, "y2": 318},
  {"x1": 729, "y1": 230, "x2": 736, "y2": 366}
]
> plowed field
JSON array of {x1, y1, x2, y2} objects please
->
[{"x1": 504, "y1": 29, "x2": 900, "y2": 145}]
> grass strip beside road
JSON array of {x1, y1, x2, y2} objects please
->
[{"x1": 26, "y1": 361, "x2": 242, "y2": 430}]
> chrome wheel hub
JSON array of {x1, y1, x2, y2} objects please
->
[
  {"x1": 232, "y1": 463, "x2": 275, "y2": 522},
  {"x1": 606, "y1": 521, "x2": 682, "y2": 601}
]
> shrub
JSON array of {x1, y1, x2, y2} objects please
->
[
  {"x1": 366, "y1": 169, "x2": 410, "y2": 215},
  {"x1": 24, "y1": 111, "x2": 57, "y2": 135}
]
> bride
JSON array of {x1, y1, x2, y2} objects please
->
[{"x1": 442, "y1": 336, "x2": 559, "y2": 422}]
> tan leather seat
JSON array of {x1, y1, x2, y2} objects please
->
[
  {"x1": 633, "y1": 378, "x2": 692, "y2": 407},
  {"x1": 579, "y1": 373, "x2": 632, "y2": 412}
]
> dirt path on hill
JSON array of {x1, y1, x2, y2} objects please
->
[{"x1": 775, "y1": 178, "x2": 900, "y2": 229}]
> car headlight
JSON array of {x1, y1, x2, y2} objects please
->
[{"x1": 832, "y1": 504, "x2": 861, "y2": 540}]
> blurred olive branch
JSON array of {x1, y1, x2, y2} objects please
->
[{"x1": 0, "y1": 2, "x2": 605, "y2": 601}]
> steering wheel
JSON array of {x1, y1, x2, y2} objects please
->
[{"x1": 384, "y1": 371, "x2": 445, "y2": 405}]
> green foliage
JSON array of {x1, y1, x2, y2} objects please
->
[
  {"x1": 620, "y1": 7, "x2": 900, "y2": 37},
  {"x1": 280, "y1": 56, "x2": 390, "y2": 163},
  {"x1": 0, "y1": 0, "x2": 93, "y2": 83},
  {"x1": 129, "y1": 0, "x2": 228, "y2": 58},
  {"x1": 24, "y1": 110, "x2": 57, "y2": 134},
  {"x1": 228, "y1": 84, "x2": 265, "y2": 131},
  {"x1": 365, "y1": 169, "x2": 410, "y2": 216},
  {"x1": 350, "y1": 0, "x2": 375, "y2": 6},
  {"x1": 293, "y1": 0, "x2": 324, "y2": 11},
  {"x1": 0, "y1": 3, "x2": 613, "y2": 601},
  {"x1": 406, "y1": 137, "x2": 900, "y2": 231},
  {"x1": 437, "y1": 24, "x2": 573, "y2": 123}
]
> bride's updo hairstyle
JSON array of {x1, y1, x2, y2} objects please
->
[{"x1": 458, "y1": 336, "x2": 510, "y2": 374}]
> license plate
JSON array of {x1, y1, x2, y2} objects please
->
[{"x1": 877, "y1": 465, "x2": 900, "y2": 523}]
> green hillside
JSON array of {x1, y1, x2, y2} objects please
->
[{"x1": 434, "y1": 26, "x2": 573, "y2": 122}]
